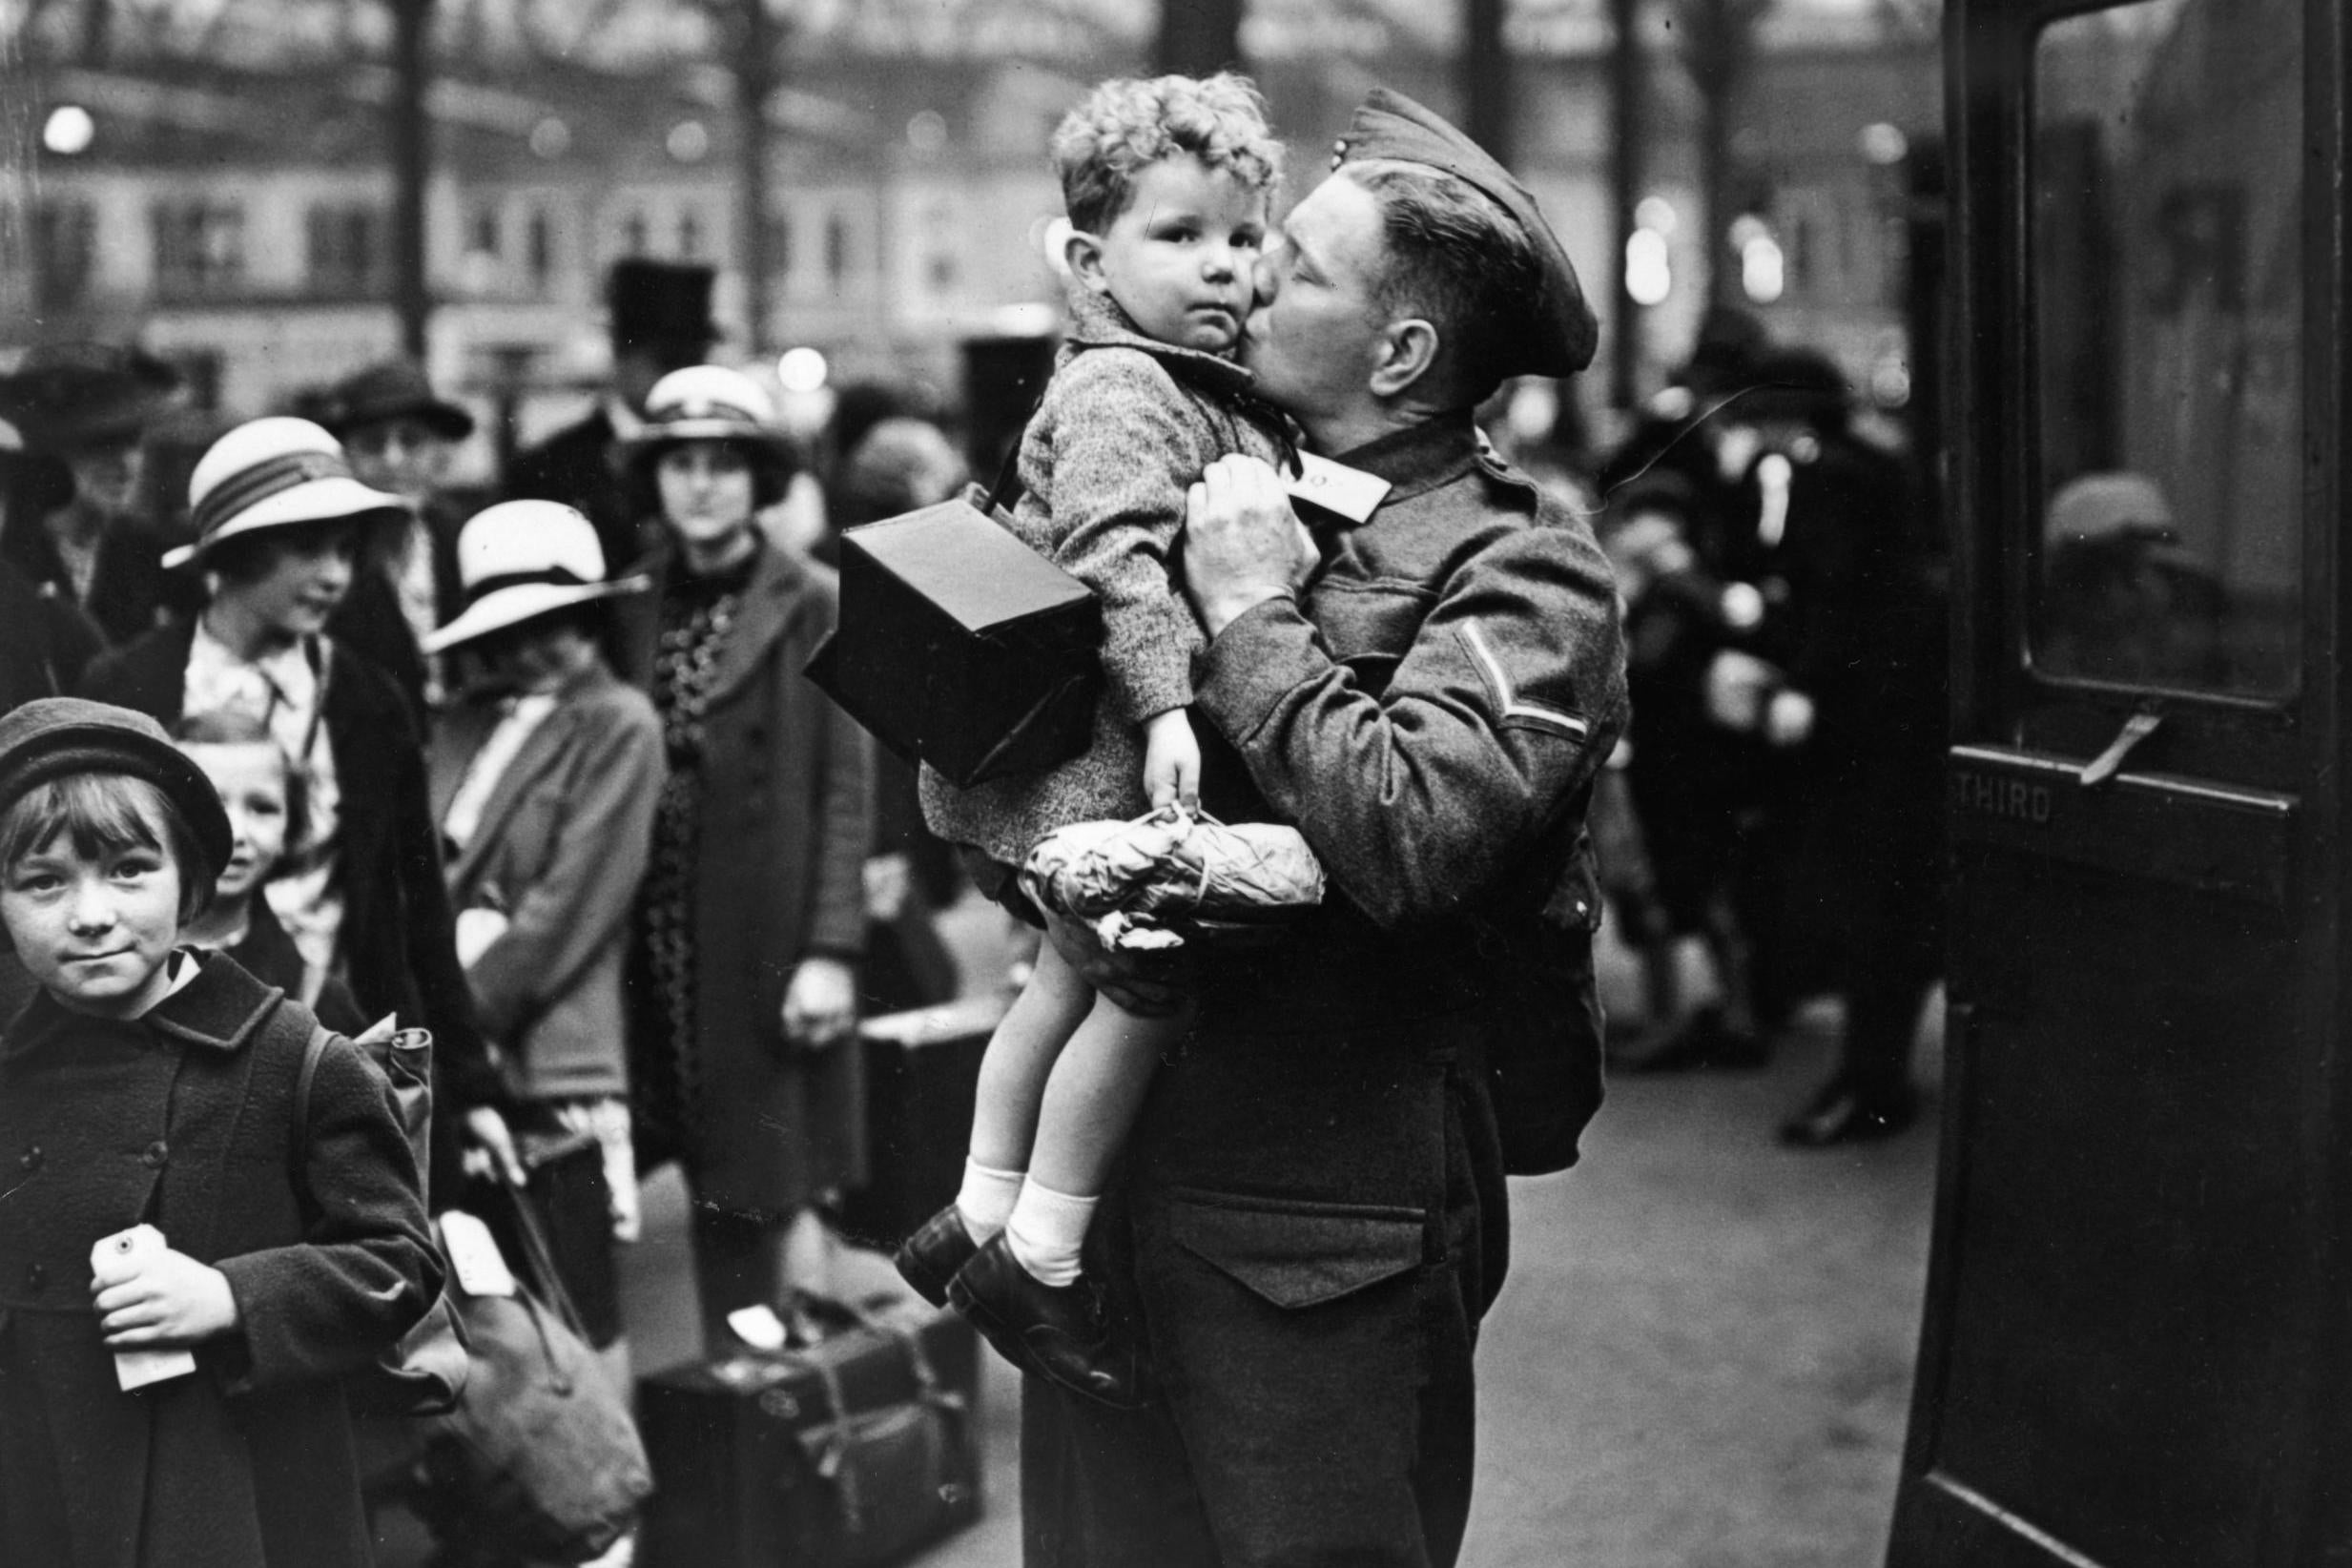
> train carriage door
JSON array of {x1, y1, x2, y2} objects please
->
[{"x1": 1888, "y1": 2, "x2": 2346, "y2": 1566}]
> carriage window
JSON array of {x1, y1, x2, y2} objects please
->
[{"x1": 2030, "y1": 0, "x2": 2301, "y2": 694}]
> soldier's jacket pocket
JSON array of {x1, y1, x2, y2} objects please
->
[
  {"x1": 1168, "y1": 1188, "x2": 1424, "y2": 1310},
  {"x1": 1307, "y1": 581, "x2": 1435, "y2": 691}
]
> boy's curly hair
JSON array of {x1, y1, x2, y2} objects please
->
[{"x1": 1053, "y1": 73, "x2": 1285, "y2": 235}]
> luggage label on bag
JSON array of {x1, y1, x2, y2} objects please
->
[{"x1": 439, "y1": 1210, "x2": 518, "y2": 1298}]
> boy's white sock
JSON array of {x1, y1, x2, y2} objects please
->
[
  {"x1": 955, "y1": 1159, "x2": 1024, "y2": 1243},
  {"x1": 1005, "y1": 1178, "x2": 1096, "y2": 1288}
]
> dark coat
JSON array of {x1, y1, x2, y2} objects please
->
[
  {"x1": 0, "y1": 496, "x2": 191, "y2": 648},
  {"x1": 428, "y1": 661, "x2": 665, "y2": 1102},
  {"x1": 0, "y1": 951, "x2": 441, "y2": 1568},
  {"x1": 505, "y1": 410, "x2": 653, "y2": 578},
  {"x1": 325, "y1": 502, "x2": 464, "y2": 727},
  {"x1": 617, "y1": 537, "x2": 875, "y2": 1214},
  {"x1": 75, "y1": 622, "x2": 500, "y2": 1119},
  {"x1": 0, "y1": 555, "x2": 105, "y2": 712}
]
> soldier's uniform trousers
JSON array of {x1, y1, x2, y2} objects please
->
[{"x1": 1021, "y1": 1009, "x2": 1510, "y2": 1568}]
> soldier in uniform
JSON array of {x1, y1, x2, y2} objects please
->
[
  {"x1": 505, "y1": 258, "x2": 719, "y2": 573},
  {"x1": 1019, "y1": 90, "x2": 1628, "y2": 1568}
]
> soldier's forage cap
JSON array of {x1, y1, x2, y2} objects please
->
[
  {"x1": 0, "y1": 697, "x2": 233, "y2": 875},
  {"x1": 1331, "y1": 88, "x2": 1598, "y2": 380}
]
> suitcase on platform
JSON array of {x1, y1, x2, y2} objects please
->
[
  {"x1": 834, "y1": 993, "x2": 1008, "y2": 1248},
  {"x1": 636, "y1": 1297, "x2": 982, "y2": 1568}
]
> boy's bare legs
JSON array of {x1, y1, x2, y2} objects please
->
[
  {"x1": 899, "y1": 937, "x2": 1096, "y2": 1306},
  {"x1": 951, "y1": 979, "x2": 1188, "y2": 1408},
  {"x1": 969, "y1": 937, "x2": 1096, "y2": 1172},
  {"x1": 1006, "y1": 985, "x2": 1193, "y2": 1285}
]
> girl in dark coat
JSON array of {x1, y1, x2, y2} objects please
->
[
  {"x1": 614, "y1": 366, "x2": 873, "y2": 1348},
  {"x1": 0, "y1": 697, "x2": 441, "y2": 1568}
]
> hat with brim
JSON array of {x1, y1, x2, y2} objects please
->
[
  {"x1": 620, "y1": 364, "x2": 795, "y2": 495},
  {"x1": 163, "y1": 416, "x2": 409, "y2": 570},
  {"x1": 423, "y1": 500, "x2": 650, "y2": 654},
  {"x1": 0, "y1": 697, "x2": 234, "y2": 875},
  {"x1": 0, "y1": 343, "x2": 183, "y2": 452},
  {"x1": 315, "y1": 359, "x2": 476, "y2": 443}
]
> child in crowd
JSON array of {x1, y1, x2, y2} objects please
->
[
  {"x1": 423, "y1": 500, "x2": 665, "y2": 1247},
  {"x1": 0, "y1": 697, "x2": 440, "y2": 1566},
  {"x1": 899, "y1": 72, "x2": 1293, "y2": 1405},
  {"x1": 173, "y1": 709, "x2": 366, "y2": 1033}
]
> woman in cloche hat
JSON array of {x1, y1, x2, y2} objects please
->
[
  {"x1": 0, "y1": 341, "x2": 187, "y2": 646},
  {"x1": 78, "y1": 415, "x2": 517, "y2": 1196},
  {"x1": 613, "y1": 364, "x2": 873, "y2": 1348},
  {"x1": 423, "y1": 500, "x2": 665, "y2": 1263}
]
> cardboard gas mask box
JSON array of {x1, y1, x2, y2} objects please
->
[{"x1": 806, "y1": 489, "x2": 1101, "y2": 788}]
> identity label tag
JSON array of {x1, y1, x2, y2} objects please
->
[
  {"x1": 1284, "y1": 452, "x2": 1390, "y2": 526},
  {"x1": 92, "y1": 1227, "x2": 200, "y2": 1391},
  {"x1": 439, "y1": 1209, "x2": 518, "y2": 1298}
]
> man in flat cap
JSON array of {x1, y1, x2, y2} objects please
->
[
  {"x1": 1019, "y1": 88, "x2": 1627, "y2": 1566},
  {"x1": 505, "y1": 258, "x2": 719, "y2": 572}
]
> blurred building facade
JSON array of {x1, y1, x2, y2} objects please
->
[{"x1": 0, "y1": 0, "x2": 1940, "y2": 470}]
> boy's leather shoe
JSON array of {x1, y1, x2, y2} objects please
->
[
  {"x1": 893, "y1": 1205, "x2": 980, "y2": 1309},
  {"x1": 948, "y1": 1233, "x2": 1150, "y2": 1410}
]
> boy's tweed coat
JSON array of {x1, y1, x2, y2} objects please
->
[
  {"x1": 0, "y1": 952, "x2": 440, "y2": 1568},
  {"x1": 918, "y1": 288, "x2": 1289, "y2": 866}
]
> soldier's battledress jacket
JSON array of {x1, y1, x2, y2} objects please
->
[{"x1": 1023, "y1": 408, "x2": 1629, "y2": 1568}]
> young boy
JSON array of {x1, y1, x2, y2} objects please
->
[
  {"x1": 0, "y1": 696, "x2": 439, "y2": 1565},
  {"x1": 902, "y1": 72, "x2": 1295, "y2": 1405}
]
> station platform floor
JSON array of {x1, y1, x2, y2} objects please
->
[{"x1": 605, "y1": 903, "x2": 1946, "y2": 1568}]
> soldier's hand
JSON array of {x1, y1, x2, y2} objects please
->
[
  {"x1": 1184, "y1": 454, "x2": 1318, "y2": 638},
  {"x1": 1040, "y1": 907, "x2": 1192, "y2": 1017}
]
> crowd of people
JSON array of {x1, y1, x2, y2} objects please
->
[
  {"x1": 1572, "y1": 306, "x2": 1950, "y2": 1146},
  {"x1": 0, "y1": 64, "x2": 1953, "y2": 1568}
]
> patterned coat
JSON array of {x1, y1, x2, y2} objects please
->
[
  {"x1": 918, "y1": 289, "x2": 1289, "y2": 866},
  {"x1": 616, "y1": 538, "x2": 875, "y2": 1216}
]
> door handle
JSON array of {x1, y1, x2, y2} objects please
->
[{"x1": 2079, "y1": 712, "x2": 2163, "y2": 788}]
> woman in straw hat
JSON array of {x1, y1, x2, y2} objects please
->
[
  {"x1": 424, "y1": 500, "x2": 664, "y2": 1257},
  {"x1": 78, "y1": 416, "x2": 516, "y2": 1195},
  {"x1": 614, "y1": 364, "x2": 873, "y2": 1346}
]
